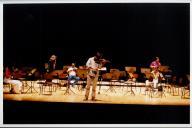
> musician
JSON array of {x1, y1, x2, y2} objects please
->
[
  {"x1": 48, "y1": 54, "x2": 57, "y2": 72},
  {"x1": 84, "y1": 51, "x2": 104, "y2": 101},
  {"x1": 67, "y1": 63, "x2": 80, "y2": 87},
  {"x1": 3, "y1": 66, "x2": 23, "y2": 94},
  {"x1": 44, "y1": 63, "x2": 49, "y2": 73},
  {"x1": 151, "y1": 68, "x2": 165, "y2": 88},
  {"x1": 150, "y1": 57, "x2": 161, "y2": 71}
]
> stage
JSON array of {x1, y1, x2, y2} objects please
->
[{"x1": 3, "y1": 81, "x2": 190, "y2": 124}]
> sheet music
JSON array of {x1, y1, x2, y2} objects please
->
[{"x1": 98, "y1": 67, "x2": 107, "y2": 71}]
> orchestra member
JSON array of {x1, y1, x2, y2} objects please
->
[
  {"x1": 44, "y1": 63, "x2": 49, "y2": 73},
  {"x1": 3, "y1": 66, "x2": 23, "y2": 94},
  {"x1": 145, "y1": 57, "x2": 164, "y2": 90},
  {"x1": 84, "y1": 51, "x2": 104, "y2": 101},
  {"x1": 48, "y1": 54, "x2": 57, "y2": 72},
  {"x1": 151, "y1": 69, "x2": 165, "y2": 88},
  {"x1": 67, "y1": 63, "x2": 80, "y2": 87},
  {"x1": 150, "y1": 57, "x2": 161, "y2": 71}
]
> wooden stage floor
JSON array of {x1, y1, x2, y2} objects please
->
[
  {"x1": 3, "y1": 81, "x2": 190, "y2": 124},
  {"x1": 3, "y1": 81, "x2": 190, "y2": 106}
]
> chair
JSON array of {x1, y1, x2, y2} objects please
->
[
  {"x1": 145, "y1": 81, "x2": 166, "y2": 98},
  {"x1": 125, "y1": 66, "x2": 136, "y2": 73},
  {"x1": 118, "y1": 71, "x2": 127, "y2": 91},
  {"x1": 171, "y1": 76, "x2": 181, "y2": 96},
  {"x1": 144, "y1": 74, "x2": 166, "y2": 98},
  {"x1": 58, "y1": 73, "x2": 68, "y2": 90},
  {"x1": 64, "y1": 79, "x2": 77, "y2": 95},
  {"x1": 110, "y1": 70, "x2": 121, "y2": 92},
  {"x1": 51, "y1": 70, "x2": 67, "y2": 91},
  {"x1": 102, "y1": 73, "x2": 114, "y2": 93},
  {"x1": 181, "y1": 85, "x2": 190, "y2": 99},
  {"x1": 125, "y1": 67, "x2": 138, "y2": 93},
  {"x1": 39, "y1": 73, "x2": 55, "y2": 95},
  {"x1": 3, "y1": 82, "x2": 12, "y2": 92},
  {"x1": 76, "y1": 69, "x2": 88, "y2": 91},
  {"x1": 181, "y1": 75, "x2": 190, "y2": 99}
]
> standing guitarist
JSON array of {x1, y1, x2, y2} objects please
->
[{"x1": 84, "y1": 51, "x2": 108, "y2": 101}]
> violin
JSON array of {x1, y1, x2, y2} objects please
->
[{"x1": 94, "y1": 58, "x2": 110, "y2": 65}]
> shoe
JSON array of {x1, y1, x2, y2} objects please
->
[
  {"x1": 91, "y1": 98, "x2": 99, "y2": 101},
  {"x1": 83, "y1": 98, "x2": 88, "y2": 101}
]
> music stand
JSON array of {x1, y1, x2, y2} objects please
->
[
  {"x1": 158, "y1": 81, "x2": 166, "y2": 98},
  {"x1": 64, "y1": 80, "x2": 77, "y2": 95},
  {"x1": 24, "y1": 72, "x2": 38, "y2": 93},
  {"x1": 124, "y1": 80, "x2": 135, "y2": 96},
  {"x1": 98, "y1": 67, "x2": 107, "y2": 94},
  {"x1": 105, "y1": 81, "x2": 117, "y2": 93},
  {"x1": 18, "y1": 78, "x2": 29, "y2": 93},
  {"x1": 25, "y1": 80, "x2": 38, "y2": 93},
  {"x1": 105, "y1": 71, "x2": 120, "y2": 93}
]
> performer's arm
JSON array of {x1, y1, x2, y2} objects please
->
[{"x1": 86, "y1": 58, "x2": 92, "y2": 69}]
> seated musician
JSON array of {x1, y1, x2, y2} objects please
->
[
  {"x1": 3, "y1": 66, "x2": 23, "y2": 94},
  {"x1": 67, "y1": 63, "x2": 80, "y2": 86},
  {"x1": 145, "y1": 57, "x2": 164, "y2": 90},
  {"x1": 151, "y1": 69, "x2": 165, "y2": 89}
]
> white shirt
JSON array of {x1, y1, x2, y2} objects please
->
[
  {"x1": 67, "y1": 67, "x2": 77, "y2": 76},
  {"x1": 86, "y1": 57, "x2": 100, "y2": 70}
]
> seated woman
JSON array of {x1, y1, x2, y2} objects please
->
[
  {"x1": 67, "y1": 63, "x2": 80, "y2": 87},
  {"x1": 145, "y1": 69, "x2": 165, "y2": 91},
  {"x1": 4, "y1": 66, "x2": 23, "y2": 94}
]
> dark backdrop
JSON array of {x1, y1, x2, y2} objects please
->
[{"x1": 3, "y1": 3, "x2": 190, "y2": 75}]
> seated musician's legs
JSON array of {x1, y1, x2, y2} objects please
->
[
  {"x1": 68, "y1": 75, "x2": 75, "y2": 86},
  {"x1": 8, "y1": 79, "x2": 22, "y2": 93},
  {"x1": 153, "y1": 79, "x2": 158, "y2": 88},
  {"x1": 68, "y1": 75, "x2": 73, "y2": 82},
  {"x1": 74, "y1": 76, "x2": 80, "y2": 85},
  {"x1": 145, "y1": 80, "x2": 149, "y2": 86},
  {"x1": 68, "y1": 75, "x2": 80, "y2": 86},
  {"x1": 145, "y1": 80, "x2": 152, "y2": 91}
]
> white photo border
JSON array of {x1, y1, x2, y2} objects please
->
[{"x1": 0, "y1": 0, "x2": 191, "y2": 127}]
